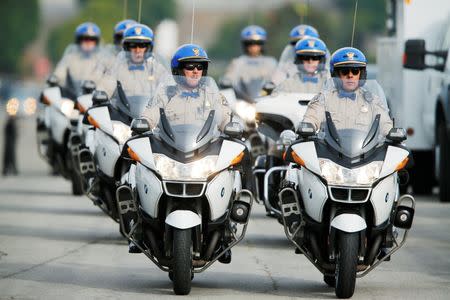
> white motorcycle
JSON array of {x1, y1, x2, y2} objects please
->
[
  {"x1": 79, "y1": 83, "x2": 147, "y2": 221},
  {"x1": 115, "y1": 76, "x2": 253, "y2": 295},
  {"x1": 254, "y1": 89, "x2": 316, "y2": 217},
  {"x1": 278, "y1": 79, "x2": 415, "y2": 298},
  {"x1": 38, "y1": 73, "x2": 95, "y2": 194}
]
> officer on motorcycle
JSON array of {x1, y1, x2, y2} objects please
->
[
  {"x1": 270, "y1": 24, "x2": 320, "y2": 87},
  {"x1": 97, "y1": 23, "x2": 169, "y2": 99},
  {"x1": 303, "y1": 47, "x2": 393, "y2": 135},
  {"x1": 99, "y1": 19, "x2": 137, "y2": 74},
  {"x1": 273, "y1": 37, "x2": 329, "y2": 94},
  {"x1": 143, "y1": 44, "x2": 232, "y2": 130},
  {"x1": 53, "y1": 22, "x2": 103, "y2": 88},
  {"x1": 221, "y1": 25, "x2": 277, "y2": 101}
]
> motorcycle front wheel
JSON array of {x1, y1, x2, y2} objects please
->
[
  {"x1": 335, "y1": 231, "x2": 359, "y2": 298},
  {"x1": 172, "y1": 228, "x2": 193, "y2": 295}
]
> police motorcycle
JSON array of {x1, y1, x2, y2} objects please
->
[
  {"x1": 278, "y1": 78, "x2": 415, "y2": 298},
  {"x1": 254, "y1": 37, "x2": 329, "y2": 217},
  {"x1": 115, "y1": 75, "x2": 253, "y2": 295},
  {"x1": 253, "y1": 88, "x2": 316, "y2": 216},
  {"x1": 67, "y1": 19, "x2": 138, "y2": 185},
  {"x1": 78, "y1": 85, "x2": 150, "y2": 222},
  {"x1": 38, "y1": 71, "x2": 96, "y2": 194}
]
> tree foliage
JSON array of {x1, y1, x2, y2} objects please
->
[
  {"x1": 208, "y1": 0, "x2": 386, "y2": 63},
  {"x1": 0, "y1": 0, "x2": 40, "y2": 74}
]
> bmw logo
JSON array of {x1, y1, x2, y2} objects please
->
[
  {"x1": 102, "y1": 147, "x2": 106, "y2": 157},
  {"x1": 385, "y1": 193, "x2": 389, "y2": 203},
  {"x1": 144, "y1": 184, "x2": 148, "y2": 194},
  {"x1": 308, "y1": 188, "x2": 312, "y2": 199},
  {"x1": 221, "y1": 187, "x2": 225, "y2": 197}
]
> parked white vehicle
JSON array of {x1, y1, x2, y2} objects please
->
[{"x1": 376, "y1": 0, "x2": 450, "y2": 198}]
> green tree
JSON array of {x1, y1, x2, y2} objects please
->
[
  {"x1": 47, "y1": 0, "x2": 175, "y2": 64},
  {"x1": 0, "y1": 0, "x2": 40, "y2": 74}
]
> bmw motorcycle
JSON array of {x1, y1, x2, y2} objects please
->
[
  {"x1": 116, "y1": 76, "x2": 253, "y2": 295},
  {"x1": 254, "y1": 86, "x2": 316, "y2": 217},
  {"x1": 278, "y1": 79, "x2": 415, "y2": 298},
  {"x1": 37, "y1": 72, "x2": 95, "y2": 194},
  {"x1": 80, "y1": 83, "x2": 148, "y2": 221}
]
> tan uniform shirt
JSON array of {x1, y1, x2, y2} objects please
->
[
  {"x1": 303, "y1": 87, "x2": 393, "y2": 135},
  {"x1": 142, "y1": 82, "x2": 232, "y2": 131},
  {"x1": 97, "y1": 53, "x2": 169, "y2": 98},
  {"x1": 53, "y1": 45, "x2": 104, "y2": 86},
  {"x1": 273, "y1": 70, "x2": 330, "y2": 94},
  {"x1": 223, "y1": 55, "x2": 277, "y2": 86}
]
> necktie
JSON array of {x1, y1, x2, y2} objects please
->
[
  {"x1": 181, "y1": 91, "x2": 200, "y2": 98},
  {"x1": 128, "y1": 64, "x2": 145, "y2": 71},
  {"x1": 302, "y1": 76, "x2": 319, "y2": 83},
  {"x1": 338, "y1": 91, "x2": 356, "y2": 101}
]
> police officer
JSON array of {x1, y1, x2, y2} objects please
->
[
  {"x1": 53, "y1": 22, "x2": 103, "y2": 88},
  {"x1": 270, "y1": 24, "x2": 320, "y2": 87},
  {"x1": 98, "y1": 19, "x2": 137, "y2": 74},
  {"x1": 222, "y1": 25, "x2": 277, "y2": 101},
  {"x1": 274, "y1": 37, "x2": 329, "y2": 94},
  {"x1": 303, "y1": 47, "x2": 393, "y2": 135},
  {"x1": 97, "y1": 24, "x2": 169, "y2": 99},
  {"x1": 143, "y1": 44, "x2": 231, "y2": 131}
]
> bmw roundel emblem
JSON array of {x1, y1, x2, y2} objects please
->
[
  {"x1": 308, "y1": 188, "x2": 312, "y2": 199},
  {"x1": 144, "y1": 184, "x2": 148, "y2": 194},
  {"x1": 221, "y1": 188, "x2": 225, "y2": 197},
  {"x1": 385, "y1": 193, "x2": 389, "y2": 203},
  {"x1": 102, "y1": 147, "x2": 106, "y2": 157}
]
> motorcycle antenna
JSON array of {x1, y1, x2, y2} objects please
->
[
  {"x1": 190, "y1": 0, "x2": 196, "y2": 43},
  {"x1": 137, "y1": 0, "x2": 143, "y2": 23},
  {"x1": 123, "y1": 0, "x2": 128, "y2": 19},
  {"x1": 350, "y1": 0, "x2": 359, "y2": 47}
]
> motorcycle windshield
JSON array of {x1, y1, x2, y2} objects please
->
[
  {"x1": 155, "y1": 76, "x2": 222, "y2": 153},
  {"x1": 319, "y1": 78, "x2": 390, "y2": 158},
  {"x1": 111, "y1": 92, "x2": 150, "y2": 119},
  {"x1": 233, "y1": 56, "x2": 273, "y2": 102}
]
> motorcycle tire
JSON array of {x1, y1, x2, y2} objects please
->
[
  {"x1": 71, "y1": 172, "x2": 84, "y2": 196},
  {"x1": 172, "y1": 228, "x2": 192, "y2": 295},
  {"x1": 335, "y1": 231, "x2": 359, "y2": 299}
]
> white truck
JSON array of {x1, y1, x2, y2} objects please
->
[{"x1": 376, "y1": 0, "x2": 450, "y2": 201}]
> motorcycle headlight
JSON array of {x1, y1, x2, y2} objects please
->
[
  {"x1": 153, "y1": 154, "x2": 218, "y2": 181},
  {"x1": 319, "y1": 159, "x2": 383, "y2": 186},
  {"x1": 112, "y1": 122, "x2": 132, "y2": 144},
  {"x1": 60, "y1": 99, "x2": 75, "y2": 117},
  {"x1": 235, "y1": 101, "x2": 256, "y2": 122}
]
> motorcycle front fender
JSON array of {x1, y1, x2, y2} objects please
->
[
  {"x1": 165, "y1": 210, "x2": 201, "y2": 230},
  {"x1": 330, "y1": 213, "x2": 367, "y2": 233}
]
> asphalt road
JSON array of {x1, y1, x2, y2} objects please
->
[{"x1": 0, "y1": 115, "x2": 449, "y2": 299}]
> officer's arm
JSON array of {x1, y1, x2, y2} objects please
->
[
  {"x1": 302, "y1": 93, "x2": 325, "y2": 132},
  {"x1": 373, "y1": 99, "x2": 393, "y2": 136},
  {"x1": 216, "y1": 94, "x2": 233, "y2": 131},
  {"x1": 222, "y1": 58, "x2": 239, "y2": 83},
  {"x1": 53, "y1": 56, "x2": 69, "y2": 86},
  {"x1": 141, "y1": 93, "x2": 166, "y2": 129}
]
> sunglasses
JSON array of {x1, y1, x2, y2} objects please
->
[
  {"x1": 338, "y1": 68, "x2": 361, "y2": 76},
  {"x1": 80, "y1": 37, "x2": 98, "y2": 42},
  {"x1": 298, "y1": 56, "x2": 321, "y2": 61},
  {"x1": 183, "y1": 63, "x2": 204, "y2": 71},
  {"x1": 128, "y1": 43, "x2": 148, "y2": 49}
]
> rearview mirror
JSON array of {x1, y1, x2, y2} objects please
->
[
  {"x1": 296, "y1": 122, "x2": 315, "y2": 138},
  {"x1": 403, "y1": 39, "x2": 426, "y2": 70},
  {"x1": 387, "y1": 128, "x2": 407, "y2": 143},
  {"x1": 262, "y1": 82, "x2": 276, "y2": 95},
  {"x1": 82, "y1": 80, "x2": 96, "y2": 94},
  {"x1": 92, "y1": 90, "x2": 109, "y2": 106},
  {"x1": 130, "y1": 118, "x2": 150, "y2": 135},
  {"x1": 224, "y1": 122, "x2": 244, "y2": 139},
  {"x1": 46, "y1": 74, "x2": 59, "y2": 87}
]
